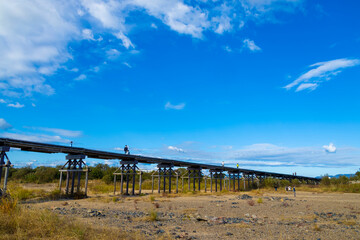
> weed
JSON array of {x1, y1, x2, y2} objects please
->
[
  {"x1": 148, "y1": 209, "x2": 159, "y2": 221},
  {"x1": 150, "y1": 196, "x2": 155, "y2": 202},
  {"x1": 247, "y1": 200, "x2": 255, "y2": 206},
  {"x1": 257, "y1": 198, "x2": 263, "y2": 204},
  {"x1": 313, "y1": 224, "x2": 321, "y2": 231},
  {"x1": 153, "y1": 202, "x2": 160, "y2": 208}
]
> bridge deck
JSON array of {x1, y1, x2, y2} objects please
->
[{"x1": 0, "y1": 138, "x2": 318, "y2": 181}]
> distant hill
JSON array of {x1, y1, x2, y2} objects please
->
[{"x1": 316, "y1": 174, "x2": 355, "y2": 179}]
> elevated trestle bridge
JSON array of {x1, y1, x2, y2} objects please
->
[{"x1": 0, "y1": 138, "x2": 319, "y2": 196}]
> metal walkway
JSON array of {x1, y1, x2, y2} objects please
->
[{"x1": 0, "y1": 137, "x2": 318, "y2": 182}]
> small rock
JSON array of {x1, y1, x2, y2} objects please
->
[{"x1": 226, "y1": 232, "x2": 233, "y2": 236}]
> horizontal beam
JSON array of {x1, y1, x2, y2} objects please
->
[{"x1": 0, "y1": 137, "x2": 319, "y2": 182}]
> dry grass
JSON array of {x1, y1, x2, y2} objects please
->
[
  {"x1": 0, "y1": 197, "x2": 142, "y2": 240},
  {"x1": 257, "y1": 198, "x2": 263, "y2": 204},
  {"x1": 313, "y1": 224, "x2": 321, "y2": 231}
]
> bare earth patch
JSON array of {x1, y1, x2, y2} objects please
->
[{"x1": 21, "y1": 188, "x2": 360, "y2": 239}]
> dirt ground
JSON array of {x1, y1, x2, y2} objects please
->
[{"x1": 23, "y1": 187, "x2": 360, "y2": 240}]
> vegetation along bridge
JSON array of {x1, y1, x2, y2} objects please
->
[{"x1": 0, "y1": 138, "x2": 319, "y2": 196}]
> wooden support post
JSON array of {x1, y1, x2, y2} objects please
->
[
  {"x1": 182, "y1": 176, "x2": 184, "y2": 192},
  {"x1": 158, "y1": 169, "x2": 161, "y2": 194},
  {"x1": 85, "y1": 169, "x2": 88, "y2": 197},
  {"x1": 151, "y1": 175, "x2": 154, "y2": 194},
  {"x1": 77, "y1": 162, "x2": 82, "y2": 193},
  {"x1": 237, "y1": 173, "x2": 240, "y2": 191},
  {"x1": 59, "y1": 171, "x2": 63, "y2": 192},
  {"x1": 188, "y1": 170, "x2": 191, "y2": 191},
  {"x1": 3, "y1": 165, "x2": 9, "y2": 193},
  {"x1": 176, "y1": 174, "x2": 179, "y2": 193},
  {"x1": 126, "y1": 167, "x2": 130, "y2": 195},
  {"x1": 113, "y1": 175, "x2": 116, "y2": 194},
  {"x1": 233, "y1": 174, "x2": 235, "y2": 192},
  {"x1": 163, "y1": 168, "x2": 166, "y2": 193},
  {"x1": 71, "y1": 170, "x2": 75, "y2": 195},
  {"x1": 205, "y1": 177, "x2": 207, "y2": 193},
  {"x1": 198, "y1": 171, "x2": 201, "y2": 192},
  {"x1": 120, "y1": 170, "x2": 124, "y2": 194},
  {"x1": 169, "y1": 169, "x2": 172, "y2": 193},
  {"x1": 220, "y1": 173, "x2": 223, "y2": 191},
  {"x1": 193, "y1": 171, "x2": 196, "y2": 192},
  {"x1": 243, "y1": 174, "x2": 246, "y2": 190},
  {"x1": 215, "y1": 173, "x2": 218, "y2": 192},
  {"x1": 210, "y1": 172, "x2": 213, "y2": 192},
  {"x1": 247, "y1": 175, "x2": 250, "y2": 189},
  {"x1": 132, "y1": 166, "x2": 136, "y2": 195},
  {"x1": 65, "y1": 165, "x2": 70, "y2": 194},
  {"x1": 139, "y1": 172, "x2": 142, "y2": 195}
]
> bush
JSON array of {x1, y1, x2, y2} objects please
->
[{"x1": 102, "y1": 174, "x2": 113, "y2": 185}]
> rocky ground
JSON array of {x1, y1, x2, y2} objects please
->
[{"x1": 23, "y1": 190, "x2": 360, "y2": 239}]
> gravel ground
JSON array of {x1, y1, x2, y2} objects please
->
[{"x1": 24, "y1": 191, "x2": 360, "y2": 239}]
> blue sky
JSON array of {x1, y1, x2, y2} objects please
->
[{"x1": 1, "y1": 0, "x2": 360, "y2": 177}]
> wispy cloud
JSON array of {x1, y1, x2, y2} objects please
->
[
  {"x1": 243, "y1": 39, "x2": 261, "y2": 52},
  {"x1": 0, "y1": 132, "x2": 70, "y2": 144},
  {"x1": 7, "y1": 102, "x2": 25, "y2": 108},
  {"x1": 168, "y1": 146, "x2": 185, "y2": 153},
  {"x1": 74, "y1": 74, "x2": 87, "y2": 81},
  {"x1": 284, "y1": 58, "x2": 360, "y2": 92},
  {"x1": 29, "y1": 127, "x2": 83, "y2": 138},
  {"x1": 165, "y1": 102, "x2": 185, "y2": 110},
  {"x1": 0, "y1": 118, "x2": 12, "y2": 130}
]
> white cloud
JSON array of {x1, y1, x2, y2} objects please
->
[
  {"x1": 74, "y1": 74, "x2": 87, "y2": 81},
  {"x1": 285, "y1": 58, "x2": 360, "y2": 91},
  {"x1": 31, "y1": 103, "x2": 36, "y2": 107},
  {"x1": 224, "y1": 46, "x2": 232, "y2": 52},
  {"x1": 0, "y1": 0, "x2": 303, "y2": 99},
  {"x1": 0, "y1": 132, "x2": 70, "y2": 144},
  {"x1": 0, "y1": 0, "x2": 78, "y2": 97},
  {"x1": 168, "y1": 146, "x2": 185, "y2": 153},
  {"x1": 151, "y1": 23, "x2": 158, "y2": 29},
  {"x1": 123, "y1": 62, "x2": 132, "y2": 68},
  {"x1": 0, "y1": 118, "x2": 12, "y2": 130},
  {"x1": 323, "y1": 143, "x2": 336, "y2": 153},
  {"x1": 106, "y1": 49, "x2": 121, "y2": 59},
  {"x1": 295, "y1": 83, "x2": 318, "y2": 92},
  {"x1": 7, "y1": 102, "x2": 24, "y2": 108},
  {"x1": 243, "y1": 39, "x2": 261, "y2": 52},
  {"x1": 165, "y1": 101, "x2": 185, "y2": 110},
  {"x1": 31, "y1": 127, "x2": 83, "y2": 138},
  {"x1": 0, "y1": 99, "x2": 5, "y2": 103},
  {"x1": 82, "y1": 29, "x2": 95, "y2": 40}
]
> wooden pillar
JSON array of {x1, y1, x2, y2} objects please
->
[
  {"x1": 188, "y1": 170, "x2": 191, "y2": 191},
  {"x1": 193, "y1": 171, "x2": 196, "y2": 191},
  {"x1": 84, "y1": 169, "x2": 88, "y2": 197},
  {"x1": 215, "y1": 173, "x2": 218, "y2": 192},
  {"x1": 120, "y1": 169, "x2": 124, "y2": 194},
  {"x1": 233, "y1": 174, "x2": 235, "y2": 192},
  {"x1": 220, "y1": 173, "x2": 223, "y2": 191},
  {"x1": 163, "y1": 168, "x2": 166, "y2": 193},
  {"x1": 151, "y1": 175, "x2": 154, "y2": 193},
  {"x1": 113, "y1": 175, "x2": 116, "y2": 194},
  {"x1": 237, "y1": 173, "x2": 240, "y2": 191},
  {"x1": 243, "y1": 174, "x2": 246, "y2": 190},
  {"x1": 126, "y1": 166, "x2": 130, "y2": 195},
  {"x1": 205, "y1": 177, "x2": 207, "y2": 193},
  {"x1": 59, "y1": 171, "x2": 63, "y2": 192},
  {"x1": 210, "y1": 172, "x2": 213, "y2": 192},
  {"x1": 132, "y1": 165, "x2": 136, "y2": 195},
  {"x1": 169, "y1": 168, "x2": 172, "y2": 193},
  {"x1": 158, "y1": 169, "x2": 161, "y2": 194},
  {"x1": 139, "y1": 172, "x2": 142, "y2": 195},
  {"x1": 176, "y1": 174, "x2": 179, "y2": 193},
  {"x1": 77, "y1": 162, "x2": 82, "y2": 193},
  {"x1": 198, "y1": 170, "x2": 201, "y2": 191}
]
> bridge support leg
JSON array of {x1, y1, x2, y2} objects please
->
[
  {"x1": 156, "y1": 164, "x2": 176, "y2": 194},
  {"x1": 210, "y1": 172, "x2": 213, "y2": 192},
  {"x1": 60, "y1": 155, "x2": 87, "y2": 196},
  {"x1": 113, "y1": 160, "x2": 139, "y2": 196},
  {"x1": 237, "y1": 173, "x2": 240, "y2": 191},
  {"x1": 0, "y1": 146, "x2": 12, "y2": 196}
]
